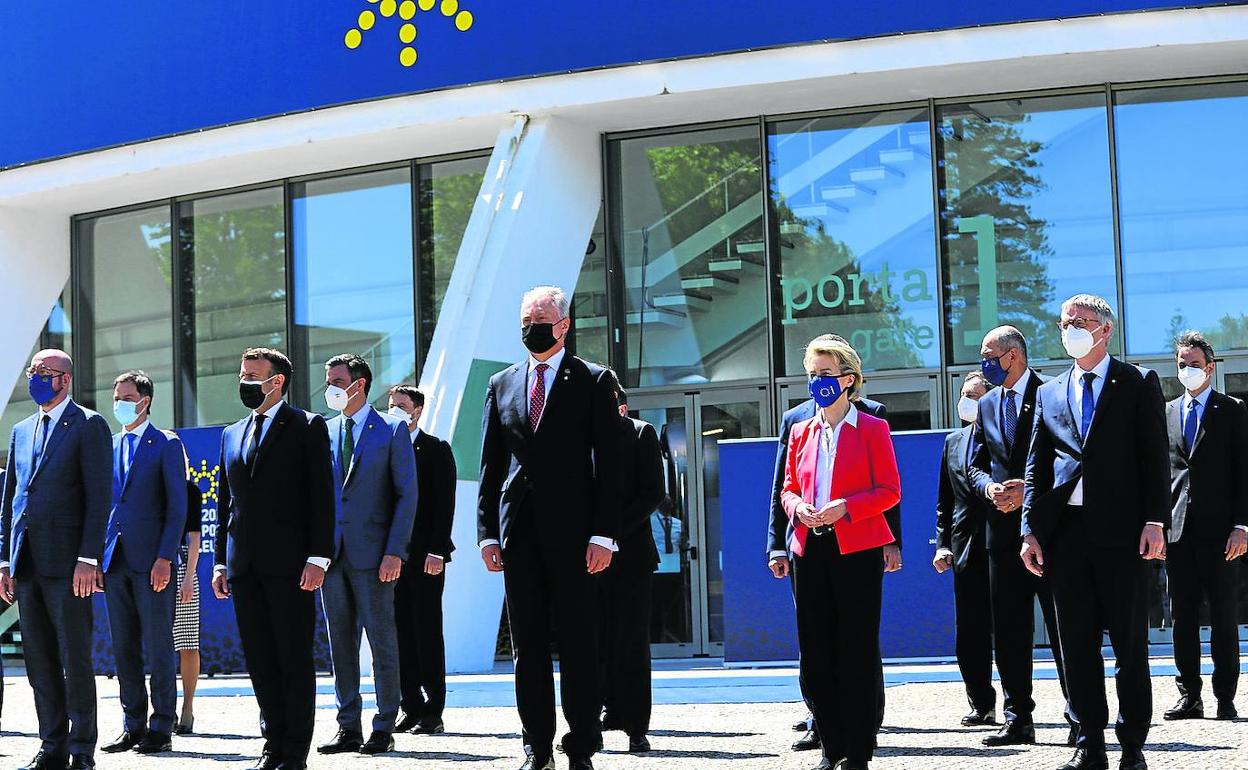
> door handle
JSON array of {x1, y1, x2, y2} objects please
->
[{"x1": 683, "y1": 545, "x2": 699, "y2": 560}]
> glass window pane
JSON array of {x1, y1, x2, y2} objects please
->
[
  {"x1": 938, "y1": 93, "x2": 1117, "y2": 365},
  {"x1": 770, "y1": 109, "x2": 940, "y2": 373},
  {"x1": 77, "y1": 206, "x2": 175, "y2": 427},
  {"x1": 179, "y1": 187, "x2": 286, "y2": 426},
  {"x1": 417, "y1": 155, "x2": 489, "y2": 364},
  {"x1": 612, "y1": 127, "x2": 768, "y2": 387},
  {"x1": 1117, "y1": 82, "x2": 1248, "y2": 355},
  {"x1": 1, "y1": 293, "x2": 71, "y2": 466},
  {"x1": 571, "y1": 208, "x2": 610, "y2": 367},
  {"x1": 291, "y1": 168, "x2": 415, "y2": 414}
]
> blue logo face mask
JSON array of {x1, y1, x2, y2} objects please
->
[
  {"x1": 28, "y1": 373, "x2": 60, "y2": 406},
  {"x1": 808, "y1": 374, "x2": 846, "y2": 408},
  {"x1": 981, "y1": 355, "x2": 1009, "y2": 387}
]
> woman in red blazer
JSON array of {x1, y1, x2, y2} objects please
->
[{"x1": 779, "y1": 337, "x2": 901, "y2": 770}]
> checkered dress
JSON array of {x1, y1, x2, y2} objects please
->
[{"x1": 173, "y1": 545, "x2": 200, "y2": 651}]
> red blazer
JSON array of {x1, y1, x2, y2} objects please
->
[{"x1": 780, "y1": 408, "x2": 901, "y2": 556}]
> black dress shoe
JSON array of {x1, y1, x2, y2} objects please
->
[
  {"x1": 67, "y1": 758, "x2": 96, "y2": 770},
  {"x1": 961, "y1": 708, "x2": 997, "y2": 726},
  {"x1": 628, "y1": 734, "x2": 651, "y2": 753},
  {"x1": 102, "y1": 730, "x2": 147, "y2": 753},
  {"x1": 812, "y1": 755, "x2": 845, "y2": 770},
  {"x1": 174, "y1": 716, "x2": 195, "y2": 736},
  {"x1": 1058, "y1": 747, "x2": 1109, "y2": 770},
  {"x1": 601, "y1": 714, "x2": 624, "y2": 732},
  {"x1": 1216, "y1": 700, "x2": 1238, "y2": 720},
  {"x1": 275, "y1": 761, "x2": 306, "y2": 770},
  {"x1": 317, "y1": 729, "x2": 363, "y2": 754},
  {"x1": 135, "y1": 732, "x2": 173, "y2": 754},
  {"x1": 1163, "y1": 695, "x2": 1203, "y2": 720},
  {"x1": 793, "y1": 729, "x2": 822, "y2": 751},
  {"x1": 394, "y1": 712, "x2": 421, "y2": 732},
  {"x1": 519, "y1": 754, "x2": 556, "y2": 770},
  {"x1": 19, "y1": 752, "x2": 69, "y2": 770},
  {"x1": 1118, "y1": 746, "x2": 1147, "y2": 770},
  {"x1": 359, "y1": 731, "x2": 395, "y2": 755},
  {"x1": 982, "y1": 720, "x2": 1035, "y2": 746},
  {"x1": 413, "y1": 718, "x2": 445, "y2": 734},
  {"x1": 251, "y1": 753, "x2": 282, "y2": 770},
  {"x1": 794, "y1": 713, "x2": 814, "y2": 732},
  {"x1": 568, "y1": 758, "x2": 594, "y2": 770}
]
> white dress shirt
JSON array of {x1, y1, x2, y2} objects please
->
[
  {"x1": 479, "y1": 347, "x2": 617, "y2": 553},
  {"x1": 215, "y1": 400, "x2": 331, "y2": 574},
  {"x1": 769, "y1": 405, "x2": 858, "y2": 560},
  {"x1": 1002, "y1": 368, "x2": 1032, "y2": 423},
  {"x1": 1066, "y1": 354, "x2": 1111, "y2": 506},
  {"x1": 341, "y1": 403, "x2": 373, "y2": 449}
]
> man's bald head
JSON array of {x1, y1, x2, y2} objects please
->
[
  {"x1": 981, "y1": 326, "x2": 1027, "y2": 361},
  {"x1": 32, "y1": 348, "x2": 73, "y2": 374}
]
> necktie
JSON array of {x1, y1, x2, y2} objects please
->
[
  {"x1": 1080, "y1": 372, "x2": 1097, "y2": 439},
  {"x1": 530, "y1": 363, "x2": 550, "y2": 432},
  {"x1": 1003, "y1": 390, "x2": 1018, "y2": 448},
  {"x1": 1184, "y1": 400, "x2": 1199, "y2": 453},
  {"x1": 246, "y1": 414, "x2": 266, "y2": 468},
  {"x1": 33, "y1": 414, "x2": 51, "y2": 467},
  {"x1": 342, "y1": 415, "x2": 356, "y2": 474},
  {"x1": 123, "y1": 432, "x2": 138, "y2": 479}
]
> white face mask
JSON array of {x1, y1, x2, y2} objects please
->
[
  {"x1": 387, "y1": 405, "x2": 414, "y2": 424},
  {"x1": 324, "y1": 385, "x2": 350, "y2": 412},
  {"x1": 1177, "y1": 364, "x2": 1209, "y2": 392},
  {"x1": 957, "y1": 395, "x2": 980, "y2": 424},
  {"x1": 1061, "y1": 325, "x2": 1100, "y2": 359}
]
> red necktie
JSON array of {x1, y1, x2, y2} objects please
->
[{"x1": 530, "y1": 363, "x2": 549, "y2": 431}]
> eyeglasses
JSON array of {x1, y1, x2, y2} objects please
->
[
  {"x1": 1057, "y1": 318, "x2": 1100, "y2": 331},
  {"x1": 25, "y1": 366, "x2": 67, "y2": 379}
]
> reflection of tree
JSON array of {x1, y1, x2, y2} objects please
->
[
  {"x1": 646, "y1": 140, "x2": 761, "y2": 249},
  {"x1": 1166, "y1": 309, "x2": 1248, "y2": 354},
  {"x1": 941, "y1": 115, "x2": 1059, "y2": 360},
  {"x1": 419, "y1": 167, "x2": 485, "y2": 351}
]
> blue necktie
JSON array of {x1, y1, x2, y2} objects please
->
[
  {"x1": 1184, "y1": 400, "x2": 1199, "y2": 453},
  {"x1": 1080, "y1": 372, "x2": 1096, "y2": 439},
  {"x1": 123, "y1": 432, "x2": 138, "y2": 479},
  {"x1": 1003, "y1": 390, "x2": 1018, "y2": 449}
]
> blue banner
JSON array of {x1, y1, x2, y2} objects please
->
[
  {"x1": 720, "y1": 431, "x2": 955, "y2": 662},
  {"x1": 1, "y1": 0, "x2": 1221, "y2": 168}
]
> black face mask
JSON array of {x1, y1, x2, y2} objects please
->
[
  {"x1": 239, "y1": 379, "x2": 270, "y2": 410},
  {"x1": 522, "y1": 322, "x2": 560, "y2": 355}
]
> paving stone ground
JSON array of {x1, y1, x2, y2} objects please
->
[{"x1": 0, "y1": 671, "x2": 1243, "y2": 769}]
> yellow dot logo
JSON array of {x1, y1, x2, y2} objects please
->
[
  {"x1": 344, "y1": 0, "x2": 474, "y2": 67},
  {"x1": 191, "y1": 460, "x2": 221, "y2": 503}
]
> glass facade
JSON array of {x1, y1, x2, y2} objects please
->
[{"x1": 0, "y1": 292, "x2": 71, "y2": 466}]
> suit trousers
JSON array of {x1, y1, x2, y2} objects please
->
[
  {"x1": 395, "y1": 565, "x2": 447, "y2": 721},
  {"x1": 1167, "y1": 536, "x2": 1240, "y2": 703},
  {"x1": 1046, "y1": 531, "x2": 1151, "y2": 752},
  {"x1": 989, "y1": 546, "x2": 1073, "y2": 725},
  {"x1": 104, "y1": 558, "x2": 178, "y2": 734},
  {"x1": 231, "y1": 574, "x2": 317, "y2": 762},
  {"x1": 793, "y1": 534, "x2": 883, "y2": 766},
  {"x1": 322, "y1": 563, "x2": 401, "y2": 734},
  {"x1": 14, "y1": 569, "x2": 98, "y2": 758},
  {"x1": 503, "y1": 531, "x2": 601, "y2": 760},
  {"x1": 599, "y1": 561, "x2": 653, "y2": 737},
  {"x1": 953, "y1": 547, "x2": 996, "y2": 714}
]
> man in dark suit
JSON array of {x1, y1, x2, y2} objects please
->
[
  {"x1": 598, "y1": 375, "x2": 664, "y2": 755},
  {"x1": 967, "y1": 326, "x2": 1074, "y2": 748},
  {"x1": 478, "y1": 286, "x2": 620, "y2": 770},
  {"x1": 211, "y1": 347, "x2": 334, "y2": 770},
  {"x1": 1021, "y1": 295, "x2": 1169, "y2": 770},
  {"x1": 767, "y1": 334, "x2": 901, "y2": 752},
  {"x1": 0, "y1": 349, "x2": 112, "y2": 770},
  {"x1": 933, "y1": 372, "x2": 996, "y2": 727},
  {"x1": 317, "y1": 355, "x2": 417, "y2": 756},
  {"x1": 100, "y1": 370, "x2": 187, "y2": 756},
  {"x1": 1162, "y1": 331, "x2": 1247, "y2": 722},
  {"x1": 387, "y1": 384, "x2": 457, "y2": 735}
]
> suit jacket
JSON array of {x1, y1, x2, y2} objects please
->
[
  {"x1": 968, "y1": 369, "x2": 1047, "y2": 552},
  {"x1": 768, "y1": 396, "x2": 900, "y2": 555},
  {"x1": 1166, "y1": 389, "x2": 1248, "y2": 545},
  {"x1": 411, "y1": 429, "x2": 457, "y2": 563},
  {"x1": 326, "y1": 408, "x2": 418, "y2": 570},
  {"x1": 780, "y1": 408, "x2": 901, "y2": 556},
  {"x1": 215, "y1": 401, "x2": 335, "y2": 580},
  {"x1": 478, "y1": 354, "x2": 621, "y2": 549},
  {"x1": 0, "y1": 400, "x2": 113, "y2": 578},
  {"x1": 935, "y1": 426, "x2": 989, "y2": 572},
  {"x1": 103, "y1": 426, "x2": 188, "y2": 573},
  {"x1": 1022, "y1": 357, "x2": 1170, "y2": 550},
  {"x1": 616, "y1": 416, "x2": 664, "y2": 571}
]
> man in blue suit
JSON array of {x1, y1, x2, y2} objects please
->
[
  {"x1": 0, "y1": 348, "x2": 113, "y2": 770},
  {"x1": 316, "y1": 354, "x2": 417, "y2": 757},
  {"x1": 100, "y1": 370, "x2": 186, "y2": 756}
]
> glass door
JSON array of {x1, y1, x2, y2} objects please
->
[{"x1": 629, "y1": 385, "x2": 770, "y2": 657}]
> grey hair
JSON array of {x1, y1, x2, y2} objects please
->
[
  {"x1": 521, "y1": 286, "x2": 570, "y2": 319},
  {"x1": 1062, "y1": 294, "x2": 1116, "y2": 327},
  {"x1": 986, "y1": 325, "x2": 1028, "y2": 359}
]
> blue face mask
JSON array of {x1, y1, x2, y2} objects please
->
[
  {"x1": 980, "y1": 355, "x2": 1010, "y2": 387},
  {"x1": 28, "y1": 373, "x2": 61, "y2": 406},
  {"x1": 808, "y1": 374, "x2": 846, "y2": 408},
  {"x1": 113, "y1": 398, "x2": 146, "y2": 426}
]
